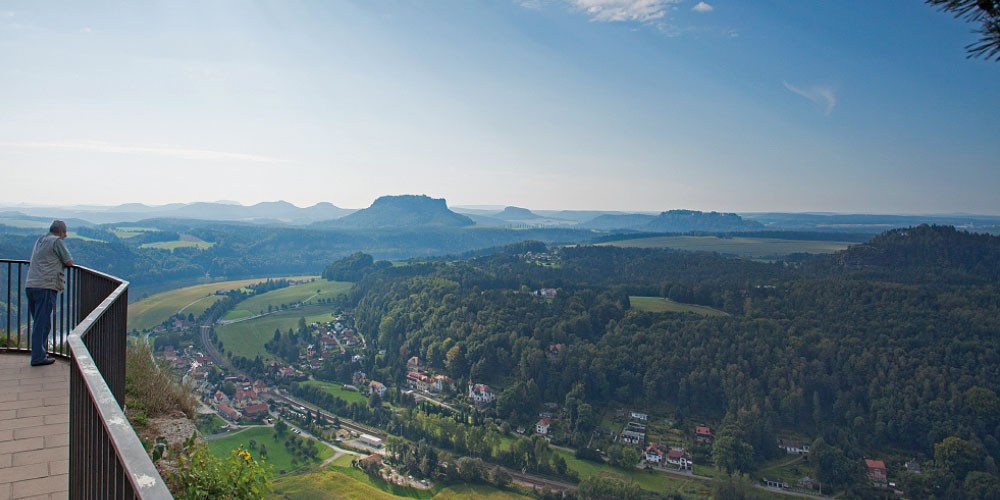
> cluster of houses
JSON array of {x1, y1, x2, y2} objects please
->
[
  {"x1": 211, "y1": 377, "x2": 271, "y2": 423},
  {"x1": 161, "y1": 344, "x2": 282, "y2": 425},
  {"x1": 608, "y1": 411, "x2": 699, "y2": 471},
  {"x1": 151, "y1": 315, "x2": 197, "y2": 334},
  {"x1": 403, "y1": 357, "x2": 458, "y2": 394},
  {"x1": 644, "y1": 445, "x2": 694, "y2": 470},
  {"x1": 301, "y1": 320, "x2": 363, "y2": 371},
  {"x1": 358, "y1": 356, "x2": 497, "y2": 409}
]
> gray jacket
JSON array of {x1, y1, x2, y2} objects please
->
[{"x1": 25, "y1": 233, "x2": 73, "y2": 291}]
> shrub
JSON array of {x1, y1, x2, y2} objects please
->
[
  {"x1": 125, "y1": 342, "x2": 196, "y2": 419},
  {"x1": 166, "y1": 434, "x2": 272, "y2": 499}
]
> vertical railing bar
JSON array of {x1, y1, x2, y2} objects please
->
[
  {"x1": 5, "y1": 261, "x2": 10, "y2": 349},
  {"x1": 18, "y1": 263, "x2": 24, "y2": 349}
]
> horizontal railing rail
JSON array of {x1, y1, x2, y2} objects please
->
[{"x1": 1, "y1": 259, "x2": 172, "y2": 498}]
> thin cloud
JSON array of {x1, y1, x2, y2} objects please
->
[
  {"x1": 567, "y1": 0, "x2": 679, "y2": 23},
  {"x1": 516, "y1": 0, "x2": 545, "y2": 10},
  {"x1": 0, "y1": 140, "x2": 284, "y2": 163},
  {"x1": 783, "y1": 81, "x2": 837, "y2": 115},
  {"x1": 692, "y1": 2, "x2": 714, "y2": 13}
]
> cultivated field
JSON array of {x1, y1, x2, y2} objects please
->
[
  {"x1": 629, "y1": 296, "x2": 728, "y2": 317},
  {"x1": 128, "y1": 278, "x2": 270, "y2": 331},
  {"x1": 598, "y1": 235, "x2": 853, "y2": 258}
]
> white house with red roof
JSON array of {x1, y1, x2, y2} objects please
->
[
  {"x1": 666, "y1": 447, "x2": 693, "y2": 469},
  {"x1": 369, "y1": 380, "x2": 387, "y2": 398},
  {"x1": 536, "y1": 418, "x2": 552, "y2": 435},
  {"x1": 468, "y1": 382, "x2": 496, "y2": 404},
  {"x1": 644, "y1": 444, "x2": 665, "y2": 464}
]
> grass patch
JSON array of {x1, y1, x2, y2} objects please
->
[
  {"x1": 555, "y1": 450, "x2": 713, "y2": 498},
  {"x1": 629, "y1": 296, "x2": 728, "y2": 317},
  {"x1": 433, "y1": 484, "x2": 530, "y2": 499},
  {"x1": 207, "y1": 426, "x2": 332, "y2": 476},
  {"x1": 754, "y1": 454, "x2": 812, "y2": 486},
  {"x1": 270, "y1": 468, "x2": 404, "y2": 500},
  {"x1": 301, "y1": 380, "x2": 368, "y2": 406},
  {"x1": 598, "y1": 235, "x2": 852, "y2": 258},
  {"x1": 216, "y1": 305, "x2": 340, "y2": 361},
  {"x1": 326, "y1": 457, "x2": 438, "y2": 499}
]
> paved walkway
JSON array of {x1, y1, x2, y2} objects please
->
[{"x1": 0, "y1": 353, "x2": 69, "y2": 500}]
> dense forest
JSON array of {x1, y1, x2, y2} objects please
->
[{"x1": 340, "y1": 225, "x2": 1000, "y2": 496}]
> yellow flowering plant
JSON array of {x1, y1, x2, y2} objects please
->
[{"x1": 167, "y1": 433, "x2": 273, "y2": 499}]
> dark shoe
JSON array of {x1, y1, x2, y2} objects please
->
[{"x1": 31, "y1": 357, "x2": 55, "y2": 366}]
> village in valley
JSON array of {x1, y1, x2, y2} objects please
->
[{"x1": 138, "y1": 279, "x2": 914, "y2": 498}]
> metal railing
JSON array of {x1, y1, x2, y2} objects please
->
[{"x1": 2, "y1": 259, "x2": 172, "y2": 499}]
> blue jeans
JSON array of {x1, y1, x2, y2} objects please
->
[{"x1": 26, "y1": 288, "x2": 57, "y2": 364}]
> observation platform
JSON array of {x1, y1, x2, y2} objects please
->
[{"x1": 0, "y1": 353, "x2": 69, "y2": 499}]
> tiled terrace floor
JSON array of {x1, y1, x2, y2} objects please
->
[{"x1": 0, "y1": 353, "x2": 69, "y2": 500}]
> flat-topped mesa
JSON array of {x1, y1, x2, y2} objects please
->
[{"x1": 331, "y1": 195, "x2": 475, "y2": 229}]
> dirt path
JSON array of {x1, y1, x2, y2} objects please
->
[{"x1": 177, "y1": 295, "x2": 212, "y2": 314}]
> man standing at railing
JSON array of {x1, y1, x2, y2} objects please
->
[{"x1": 25, "y1": 220, "x2": 74, "y2": 366}]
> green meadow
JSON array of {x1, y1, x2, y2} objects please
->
[
  {"x1": 628, "y1": 296, "x2": 728, "y2": 317},
  {"x1": 598, "y1": 235, "x2": 853, "y2": 258},
  {"x1": 270, "y1": 454, "x2": 483, "y2": 500},
  {"x1": 431, "y1": 485, "x2": 530, "y2": 500},
  {"x1": 554, "y1": 450, "x2": 712, "y2": 498},
  {"x1": 216, "y1": 305, "x2": 342, "y2": 361},
  {"x1": 207, "y1": 426, "x2": 333, "y2": 476},
  {"x1": 224, "y1": 279, "x2": 350, "y2": 321},
  {"x1": 300, "y1": 380, "x2": 368, "y2": 406}
]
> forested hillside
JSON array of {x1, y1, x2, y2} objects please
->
[
  {"x1": 0, "y1": 223, "x2": 595, "y2": 289},
  {"x1": 344, "y1": 225, "x2": 1000, "y2": 495}
]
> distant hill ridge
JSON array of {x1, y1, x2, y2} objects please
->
[
  {"x1": 837, "y1": 224, "x2": 1000, "y2": 282},
  {"x1": 497, "y1": 206, "x2": 538, "y2": 220},
  {"x1": 583, "y1": 209, "x2": 763, "y2": 232},
  {"x1": 327, "y1": 195, "x2": 475, "y2": 229}
]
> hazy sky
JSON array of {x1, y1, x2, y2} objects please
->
[{"x1": 1, "y1": 1, "x2": 997, "y2": 213}]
